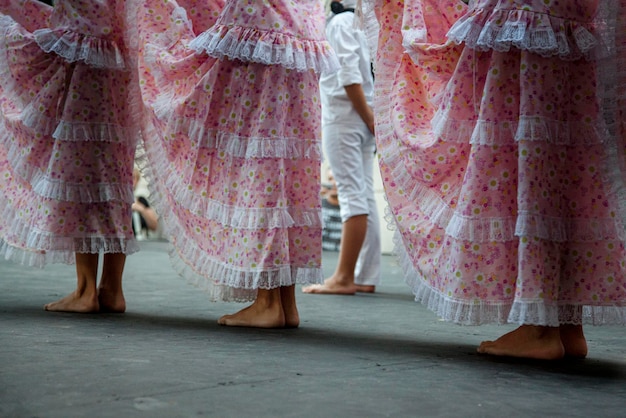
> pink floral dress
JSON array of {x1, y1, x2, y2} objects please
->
[
  {"x1": 0, "y1": 0, "x2": 140, "y2": 267},
  {"x1": 132, "y1": 0, "x2": 338, "y2": 301},
  {"x1": 364, "y1": 0, "x2": 626, "y2": 325}
]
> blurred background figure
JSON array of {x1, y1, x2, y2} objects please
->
[
  {"x1": 132, "y1": 167, "x2": 160, "y2": 241},
  {"x1": 321, "y1": 169, "x2": 342, "y2": 252}
]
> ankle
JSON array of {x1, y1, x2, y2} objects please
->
[
  {"x1": 73, "y1": 287, "x2": 98, "y2": 301},
  {"x1": 524, "y1": 325, "x2": 558, "y2": 337},
  {"x1": 256, "y1": 289, "x2": 282, "y2": 307},
  {"x1": 328, "y1": 274, "x2": 355, "y2": 286},
  {"x1": 98, "y1": 285, "x2": 123, "y2": 295}
]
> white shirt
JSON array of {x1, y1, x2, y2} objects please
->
[{"x1": 319, "y1": 11, "x2": 374, "y2": 125}]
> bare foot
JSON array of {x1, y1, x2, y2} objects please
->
[
  {"x1": 218, "y1": 304, "x2": 285, "y2": 328},
  {"x1": 355, "y1": 285, "x2": 376, "y2": 293},
  {"x1": 302, "y1": 277, "x2": 356, "y2": 295},
  {"x1": 560, "y1": 324, "x2": 588, "y2": 359},
  {"x1": 44, "y1": 291, "x2": 99, "y2": 313},
  {"x1": 98, "y1": 288, "x2": 126, "y2": 313},
  {"x1": 280, "y1": 286, "x2": 299, "y2": 328},
  {"x1": 477, "y1": 325, "x2": 565, "y2": 360}
]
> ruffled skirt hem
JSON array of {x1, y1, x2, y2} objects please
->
[
  {"x1": 0, "y1": 238, "x2": 139, "y2": 268},
  {"x1": 136, "y1": 144, "x2": 324, "y2": 302},
  {"x1": 34, "y1": 28, "x2": 127, "y2": 69},
  {"x1": 447, "y1": 4, "x2": 615, "y2": 60},
  {"x1": 137, "y1": 118, "x2": 322, "y2": 225},
  {"x1": 394, "y1": 230, "x2": 626, "y2": 326},
  {"x1": 167, "y1": 243, "x2": 323, "y2": 302},
  {"x1": 190, "y1": 23, "x2": 339, "y2": 74}
]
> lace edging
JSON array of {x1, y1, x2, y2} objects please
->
[
  {"x1": 0, "y1": 239, "x2": 139, "y2": 268},
  {"x1": 189, "y1": 24, "x2": 340, "y2": 74},
  {"x1": 375, "y1": 69, "x2": 626, "y2": 243},
  {"x1": 447, "y1": 8, "x2": 607, "y2": 60},
  {"x1": 52, "y1": 120, "x2": 141, "y2": 143},
  {"x1": 0, "y1": 166, "x2": 138, "y2": 266},
  {"x1": 1, "y1": 84, "x2": 140, "y2": 143},
  {"x1": 0, "y1": 121, "x2": 136, "y2": 203},
  {"x1": 148, "y1": 107, "x2": 323, "y2": 160},
  {"x1": 432, "y1": 110, "x2": 611, "y2": 146},
  {"x1": 34, "y1": 28, "x2": 127, "y2": 69},
  {"x1": 134, "y1": 125, "x2": 324, "y2": 301},
  {"x1": 29, "y1": 175, "x2": 135, "y2": 204},
  {"x1": 140, "y1": 43, "x2": 324, "y2": 161},
  {"x1": 0, "y1": 17, "x2": 28, "y2": 109},
  {"x1": 393, "y1": 229, "x2": 626, "y2": 325},
  {"x1": 355, "y1": 0, "x2": 380, "y2": 65},
  {"x1": 0, "y1": 233, "x2": 138, "y2": 268},
  {"x1": 132, "y1": 159, "x2": 324, "y2": 301},
  {"x1": 382, "y1": 146, "x2": 626, "y2": 243},
  {"x1": 136, "y1": 121, "x2": 323, "y2": 227},
  {"x1": 168, "y1": 243, "x2": 323, "y2": 302},
  {"x1": 21, "y1": 110, "x2": 140, "y2": 143}
]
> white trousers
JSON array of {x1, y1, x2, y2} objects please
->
[{"x1": 323, "y1": 117, "x2": 381, "y2": 286}]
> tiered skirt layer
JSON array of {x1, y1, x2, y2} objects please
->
[
  {"x1": 0, "y1": 12, "x2": 140, "y2": 267},
  {"x1": 367, "y1": 0, "x2": 626, "y2": 325},
  {"x1": 133, "y1": 0, "x2": 336, "y2": 301}
]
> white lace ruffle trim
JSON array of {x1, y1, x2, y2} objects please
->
[
  {"x1": 167, "y1": 240, "x2": 323, "y2": 302},
  {"x1": 386, "y1": 154, "x2": 625, "y2": 243},
  {"x1": 189, "y1": 23, "x2": 340, "y2": 74},
  {"x1": 0, "y1": 160, "x2": 138, "y2": 268},
  {"x1": 136, "y1": 121, "x2": 323, "y2": 228},
  {"x1": 355, "y1": 0, "x2": 380, "y2": 66},
  {"x1": 0, "y1": 25, "x2": 139, "y2": 142},
  {"x1": 135, "y1": 140, "x2": 324, "y2": 302},
  {"x1": 0, "y1": 16, "x2": 21, "y2": 100},
  {"x1": 1, "y1": 123, "x2": 136, "y2": 204},
  {"x1": 31, "y1": 174, "x2": 133, "y2": 204},
  {"x1": 0, "y1": 235, "x2": 138, "y2": 269},
  {"x1": 374, "y1": 70, "x2": 626, "y2": 243},
  {"x1": 394, "y1": 229, "x2": 626, "y2": 326},
  {"x1": 34, "y1": 28, "x2": 126, "y2": 69},
  {"x1": 431, "y1": 109, "x2": 612, "y2": 146},
  {"x1": 19, "y1": 107, "x2": 140, "y2": 142},
  {"x1": 368, "y1": 0, "x2": 626, "y2": 326},
  {"x1": 447, "y1": 7, "x2": 605, "y2": 60},
  {"x1": 148, "y1": 109, "x2": 323, "y2": 161}
]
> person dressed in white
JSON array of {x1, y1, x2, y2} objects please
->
[{"x1": 303, "y1": 0, "x2": 381, "y2": 295}]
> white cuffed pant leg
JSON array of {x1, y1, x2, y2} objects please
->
[{"x1": 323, "y1": 119, "x2": 381, "y2": 286}]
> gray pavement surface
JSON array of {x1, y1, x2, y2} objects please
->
[{"x1": 1, "y1": 240, "x2": 625, "y2": 418}]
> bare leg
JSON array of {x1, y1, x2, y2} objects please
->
[
  {"x1": 559, "y1": 324, "x2": 588, "y2": 359},
  {"x1": 302, "y1": 214, "x2": 367, "y2": 295},
  {"x1": 44, "y1": 253, "x2": 100, "y2": 313},
  {"x1": 477, "y1": 325, "x2": 565, "y2": 360},
  {"x1": 218, "y1": 288, "x2": 286, "y2": 328},
  {"x1": 98, "y1": 253, "x2": 127, "y2": 313},
  {"x1": 280, "y1": 285, "x2": 299, "y2": 328}
]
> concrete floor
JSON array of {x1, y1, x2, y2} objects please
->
[{"x1": 1, "y1": 240, "x2": 625, "y2": 418}]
